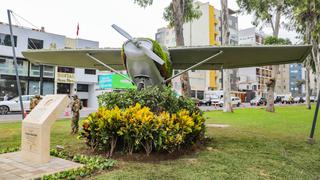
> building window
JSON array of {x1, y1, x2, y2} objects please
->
[
  {"x1": 43, "y1": 82, "x2": 54, "y2": 95},
  {"x1": 85, "y1": 69, "x2": 96, "y2": 75},
  {"x1": 191, "y1": 90, "x2": 196, "y2": 98},
  {"x1": 0, "y1": 58, "x2": 28, "y2": 76},
  {"x1": 43, "y1": 65, "x2": 54, "y2": 78},
  {"x1": 29, "y1": 81, "x2": 40, "y2": 95},
  {"x1": 58, "y1": 67, "x2": 74, "y2": 73},
  {"x1": 30, "y1": 64, "x2": 40, "y2": 77},
  {"x1": 28, "y1": 38, "x2": 43, "y2": 49},
  {"x1": 77, "y1": 84, "x2": 89, "y2": 92},
  {"x1": 0, "y1": 33, "x2": 17, "y2": 47},
  {"x1": 197, "y1": 90, "x2": 204, "y2": 100}
]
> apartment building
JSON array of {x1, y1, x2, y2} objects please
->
[
  {"x1": 155, "y1": 1, "x2": 238, "y2": 99},
  {"x1": 0, "y1": 22, "x2": 100, "y2": 108}
]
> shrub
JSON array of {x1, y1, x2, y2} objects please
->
[
  {"x1": 81, "y1": 103, "x2": 206, "y2": 156},
  {"x1": 87, "y1": 87, "x2": 206, "y2": 156},
  {"x1": 97, "y1": 86, "x2": 201, "y2": 115}
]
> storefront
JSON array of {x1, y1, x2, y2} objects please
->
[
  {"x1": 56, "y1": 71, "x2": 76, "y2": 95},
  {"x1": 0, "y1": 56, "x2": 55, "y2": 100}
]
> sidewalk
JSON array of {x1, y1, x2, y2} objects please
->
[{"x1": 0, "y1": 108, "x2": 96, "y2": 123}]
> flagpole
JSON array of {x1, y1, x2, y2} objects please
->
[
  {"x1": 76, "y1": 22, "x2": 79, "y2": 48},
  {"x1": 7, "y1": 9, "x2": 25, "y2": 119}
]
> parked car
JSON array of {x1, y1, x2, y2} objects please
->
[
  {"x1": 282, "y1": 95, "x2": 294, "y2": 104},
  {"x1": 293, "y1": 97, "x2": 305, "y2": 103},
  {"x1": 250, "y1": 97, "x2": 267, "y2": 106},
  {"x1": 219, "y1": 97, "x2": 241, "y2": 107},
  {"x1": 310, "y1": 96, "x2": 316, "y2": 102},
  {"x1": 211, "y1": 97, "x2": 222, "y2": 106},
  {"x1": 274, "y1": 95, "x2": 285, "y2": 104},
  {"x1": 0, "y1": 95, "x2": 40, "y2": 115},
  {"x1": 199, "y1": 98, "x2": 212, "y2": 106}
]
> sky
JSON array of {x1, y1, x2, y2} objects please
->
[{"x1": 1, "y1": 0, "x2": 299, "y2": 47}]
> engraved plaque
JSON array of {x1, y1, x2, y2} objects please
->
[
  {"x1": 23, "y1": 127, "x2": 40, "y2": 153},
  {"x1": 21, "y1": 95, "x2": 69, "y2": 164}
]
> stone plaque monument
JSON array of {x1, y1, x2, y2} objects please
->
[{"x1": 21, "y1": 95, "x2": 69, "y2": 163}]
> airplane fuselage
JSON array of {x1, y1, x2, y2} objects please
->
[{"x1": 123, "y1": 38, "x2": 169, "y2": 88}]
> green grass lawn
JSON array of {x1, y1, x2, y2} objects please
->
[{"x1": 1, "y1": 105, "x2": 320, "y2": 179}]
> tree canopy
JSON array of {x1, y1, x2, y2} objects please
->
[
  {"x1": 134, "y1": 0, "x2": 202, "y2": 28},
  {"x1": 236, "y1": 0, "x2": 291, "y2": 36},
  {"x1": 264, "y1": 36, "x2": 292, "y2": 45},
  {"x1": 163, "y1": 0, "x2": 202, "y2": 27}
]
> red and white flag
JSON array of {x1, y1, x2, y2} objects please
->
[{"x1": 76, "y1": 23, "x2": 79, "y2": 36}]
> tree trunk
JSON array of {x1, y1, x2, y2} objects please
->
[
  {"x1": 266, "y1": 7, "x2": 281, "y2": 112},
  {"x1": 266, "y1": 78, "x2": 276, "y2": 112},
  {"x1": 172, "y1": 0, "x2": 191, "y2": 97},
  {"x1": 306, "y1": 67, "x2": 311, "y2": 109},
  {"x1": 309, "y1": 0, "x2": 320, "y2": 100},
  {"x1": 223, "y1": 69, "x2": 233, "y2": 112},
  {"x1": 220, "y1": 0, "x2": 232, "y2": 112}
]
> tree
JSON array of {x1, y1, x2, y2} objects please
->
[
  {"x1": 290, "y1": 0, "x2": 320, "y2": 109},
  {"x1": 264, "y1": 36, "x2": 291, "y2": 111},
  {"x1": 220, "y1": 0, "x2": 233, "y2": 112},
  {"x1": 134, "y1": 0, "x2": 201, "y2": 97},
  {"x1": 296, "y1": 80, "x2": 305, "y2": 96},
  {"x1": 237, "y1": 0, "x2": 291, "y2": 112}
]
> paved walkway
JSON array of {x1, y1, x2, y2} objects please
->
[
  {"x1": 206, "y1": 124, "x2": 230, "y2": 128},
  {"x1": 0, "y1": 152, "x2": 83, "y2": 179}
]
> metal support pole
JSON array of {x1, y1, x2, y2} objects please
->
[
  {"x1": 164, "y1": 51, "x2": 223, "y2": 83},
  {"x1": 7, "y1": 9, "x2": 25, "y2": 119},
  {"x1": 308, "y1": 89, "x2": 320, "y2": 144},
  {"x1": 40, "y1": 65, "x2": 43, "y2": 95},
  {"x1": 86, "y1": 53, "x2": 134, "y2": 84}
]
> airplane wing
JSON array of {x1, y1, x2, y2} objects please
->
[
  {"x1": 168, "y1": 45, "x2": 311, "y2": 70},
  {"x1": 22, "y1": 48, "x2": 125, "y2": 70}
]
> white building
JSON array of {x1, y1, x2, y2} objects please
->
[
  {"x1": 238, "y1": 27, "x2": 272, "y2": 97},
  {"x1": 155, "y1": 1, "x2": 238, "y2": 99},
  {"x1": 0, "y1": 22, "x2": 100, "y2": 108}
]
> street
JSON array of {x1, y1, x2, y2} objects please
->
[{"x1": 0, "y1": 103, "x2": 308, "y2": 123}]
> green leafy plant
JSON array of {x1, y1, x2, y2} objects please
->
[
  {"x1": 0, "y1": 148, "x2": 115, "y2": 180},
  {"x1": 43, "y1": 149, "x2": 116, "y2": 180},
  {"x1": 98, "y1": 86, "x2": 201, "y2": 115},
  {"x1": 81, "y1": 103, "x2": 206, "y2": 156}
]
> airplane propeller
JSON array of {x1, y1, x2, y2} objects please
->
[{"x1": 112, "y1": 24, "x2": 165, "y2": 65}]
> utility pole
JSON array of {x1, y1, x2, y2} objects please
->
[{"x1": 7, "y1": 9, "x2": 25, "y2": 119}]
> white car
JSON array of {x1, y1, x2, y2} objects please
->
[
  {"x1": 0, "y1": 95, "x2": 38, "y2": 115},
  {"x1": 219, "y1": 97, "x2": 241, "y2": 107},
  {"x1": 211, "y1": 98, "x2": 222, "y2": 106},
  {"x1": 310, "y1": 96, "x2": 316, "y2": 102}
]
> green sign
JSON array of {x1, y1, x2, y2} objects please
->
[{"x1": 99, "y1": 74, "x2": 135, "y2": 89}]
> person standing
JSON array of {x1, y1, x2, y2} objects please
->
[
  {"x1": 3, "y1": 94, "x2": 8, "y2": 101},
  {"x1": 71, "y1": 95, "x2": 82, "y2": 134},
  {"x1": 30, "y1": 95, "x2": 42, "y2": 111}
]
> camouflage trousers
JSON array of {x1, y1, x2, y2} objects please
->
[{"x1": 71, "y1": 112, "x2": 80, "y2": 134}]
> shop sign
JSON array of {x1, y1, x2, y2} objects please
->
[{"x1": 57, "y1": 72, "x2": 75, "y2": 83}]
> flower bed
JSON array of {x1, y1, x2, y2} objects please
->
[{"x1": 81, "y1": 87, "x2": 206, "y2": 156}]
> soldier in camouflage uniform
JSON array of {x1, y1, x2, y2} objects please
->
[
  {"x1": 30, "y1": 95, "x2": 42, "y2": 112},
  {"x1": 71, "y1": 95, "x2": 82, "y2": 134}
]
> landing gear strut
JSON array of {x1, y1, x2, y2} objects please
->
[{"x1": 137, "y1": 82, "x2": 145, "y2": 90}]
